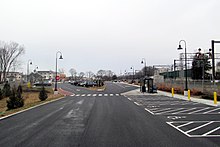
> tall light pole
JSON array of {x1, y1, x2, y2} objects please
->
[
  {"x1": 130, "y1": 66, "x2": 134, "y2": 83},
  {"x1": 54, "y1": 51, "x2": 63, "y2": 94},
  {"x1": 141, "y1": 58, "x2": 146, "y2": 77},
  {"x1": 27, "y1": 59, "x2": 32, "y2": 82},
  {"x1": 177, "y1": 40, "x2": 188, "y2": 96}
]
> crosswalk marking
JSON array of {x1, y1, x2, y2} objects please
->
[{"x1": 72, "y1": 94, "x2": 120, "y2": 97}]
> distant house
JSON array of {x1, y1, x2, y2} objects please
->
[
  {"x1": 37, "y1": 71, "x2": 55, "y2": 80},
  {"x1": 30, "y1": 70, "x2": 66, "y2": 82},
  {"x1": 6, "y1": 72, "x2": 23, "y2": 82},
  {"x1": 29, "y1": 72, "x2": 43, "y2": 83}
]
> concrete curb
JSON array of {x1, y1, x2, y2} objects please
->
[{"x1": 0, "y1": 96, "x2": 65, "y2": 121}]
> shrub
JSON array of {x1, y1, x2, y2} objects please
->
[
  {"x1": 6, "y1": 86, "x2": 24, "y2": 110},
  {"x1": 0, "y1": 88, "x2": 3, "y2": 100},
  {"x1": 3, "y1": 81, "x2": 11, "y2": 97},
  {"x1": 190, "y1": 88, "x2": 203, "y2": 96},
  {"x1": 39, "y1": 86, "x2": 48, "y2": 101}
]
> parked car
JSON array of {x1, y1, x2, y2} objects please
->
[{"x1": 34, "y1": 80, "x2": 52, "y2": 86}]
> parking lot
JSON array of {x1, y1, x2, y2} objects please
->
[{"x1": 126, "y1": 95, "x2": 220, "y2": 138}]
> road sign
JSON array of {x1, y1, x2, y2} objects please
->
[{"x1": 56, "y1": 76, "x2": 60, "y2": 80}]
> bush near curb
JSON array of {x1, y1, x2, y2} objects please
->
[
  {"x1": 6, "y1": 86, "x2": 24, "y2": 110},
  {"x1": 0, "y1": 88, "x2": 3, "y2": 100},
  {"x1": 39, "y1": 86, "x2": 48, "y2": 101}
]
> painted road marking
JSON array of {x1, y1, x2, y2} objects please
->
[
  {"x1": 157, "y1": 108, "x2": 185, "y2": 115},
  {"x1": 172, "y1": 108, "x2": 197, "y2": 114},
  {"x1": 185, "y1": 121, "x2": 214, "y2": 133},
  {"x1": 188, "y1": 107, "x2": 210, "y2": 114},
  {"x1": 176, "y1": 122, "x2": 194, "y2": 128},
  {"x1": 127, "y1": 98, "x2": 132, "y2": 101},
  {"x1": 72, "y1": 94, "x2": 121, "y2": 97},
  {"x1": 167, "y1": 121, "x2": 220, "y2": 137},
  {"x1": 203, "y1": 107, "x2": 220, "y2": 114},
  {"x1": 134, "y1": 102, "x2": 141, "y2": 106},
  {"x1": 145, "y1": 108, "x2": 154, "y2": 115},
  {"x1": 145, "y1": 107, "x2": 220, "y2": 115}
]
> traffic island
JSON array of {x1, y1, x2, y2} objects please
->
[{"x1": 0, "y1": 87, "x2": 64, "y2": 118}]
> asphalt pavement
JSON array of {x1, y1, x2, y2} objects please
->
[{"x1": 0, "y1": 82, "x2": 220, "y2": 147}]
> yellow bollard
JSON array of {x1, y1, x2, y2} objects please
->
[
  {"x1": 188, "y1": 90, "x2": 190, "y2": 101},
  {"x1": 172, "y1": 88, "x2": 174, "y2": 97},
  {"x1": 214, "y1": 92, "x2": 217, "y2": 104}
]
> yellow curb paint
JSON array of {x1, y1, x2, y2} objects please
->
[{"x1": 214, "y1": 92, "x2": 217, "y2": 104}]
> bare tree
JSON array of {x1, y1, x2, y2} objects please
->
[
  {"x1": 58, "y1": 68, "x2": 65, "y2": 74},
  {"x1": 79, "y1": 72, "x2": 85, "y2": 79},
  {"x1": 0, "y1": 41, "x2": 25, "y2": 82},
  {"x1": 86, "y1": 71, "x2": 94, "y2": 79},
  {"x1": 97, "y1": 70, "x2": 106, "y2": 78},
  {"x1": 69, "y1": 68, "x2": 77, "y2": 80}
]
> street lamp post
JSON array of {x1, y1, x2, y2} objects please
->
[
  {"x1": 141, "y1": 58, "x2": 146, "y2": 77},
  {"x1": 54, "y1": 51, "x2": 63, "y2": 94},
  {"x1": 130, "y1": 66, "x2": 134, "y2": 83},
  {"x1": 177, "y1": 40, "x2": 188, "y2": 96},
  {"x1": 27, "y1": 59, "x2": 32, "y2": 82}
]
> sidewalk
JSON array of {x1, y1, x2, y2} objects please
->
[{"x1": 121, "y1": 83, "x2": 219, "y2": 107}]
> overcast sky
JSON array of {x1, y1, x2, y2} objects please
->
[{"x1": 0, "y1": 0, "x2": 219, "y2": 75}]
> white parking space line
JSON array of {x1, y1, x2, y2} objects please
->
[
  {"x1": 157, "y1": 108, "x2": 185, "y2": 115},
  {"x1": 203, "y1": 108, "x2": 220, "y2": 114},
  {"x1": 186, "y1": 121, "x2": 214, "y2": 133},
  {"x1": 168, "y1": 121, "x2": 220, "y2": 137},
  {"x1": 145, "y1": 108, "x2": 154, "y2": 115},
  {"x1": 172, "y1": 108, "x2": 197, "y2": 114},
  {"x1": 151, "y1": 108, "x2": 172, "y2": 113},
  {"x1": 188, "y1": 107, "x2": 210, "y2": 114},
  {"x1": 177, "y1": 122, "x2": 194, "y2": 128},
  {"x1": 202, "y1": 127, "x2": 220, "y2": 136},
  {"x1": 134, "y1": 102, "x2": 141, "y2": 106}
]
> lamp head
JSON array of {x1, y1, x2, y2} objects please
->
[
  {"x1": 141, "y1": 61, "x2": 144, "y2": 64},
  {"x1": 177, "y1": 45, "x2": 183, "y2": 50},
  {"x1": 59, "y1": 55, "x2": 63, "y2": 59},
  {"x1": 30, "y1": 62, "x2": 32, "y2": 65}
]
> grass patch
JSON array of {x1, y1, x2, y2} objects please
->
[
  {"x1": 87, "y1": 85, "x2": 106, "y2": 91},
  {"x1": 0, "y1": 88, "x2": 63, "y2": 117}
]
